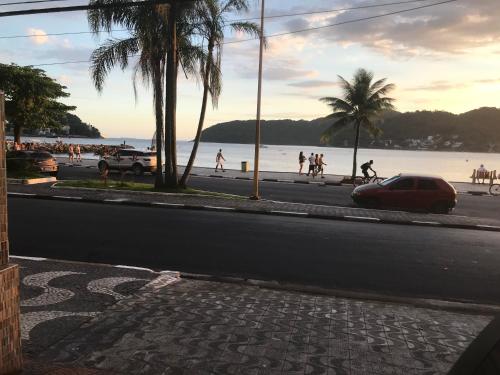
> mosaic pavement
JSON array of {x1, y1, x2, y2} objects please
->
[
  {"x1": 16, "y1": 257, "x2": 158, "y2": 357},
  {"x1": 35, "y1": 278, "x2": 491, "y2": 374}
]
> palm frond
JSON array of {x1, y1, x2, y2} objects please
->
[
  {"x1": 90, "y1": 37, "x2": 139, "y2": 92},
  {"x1": 320, "y1": 115, "x2": 354, "y2": 144}
]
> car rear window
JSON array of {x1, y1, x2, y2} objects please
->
[{"x1": 417, "y1": 179, "x2": 439, "y2": 190}]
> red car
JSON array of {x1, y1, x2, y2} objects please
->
[{"x1": 351, "y1": 173, "x2": 457, "y2": 213}]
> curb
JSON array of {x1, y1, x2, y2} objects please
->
[
  {"x1": 7, "y1": 177, "x2": 57, "y2": 185},
  {"x1": 8, "y1": 192, "x2": 500, "y2": 233},
  {"x1": 181, "y1": 272, "x2": 500, "y2": 315}
]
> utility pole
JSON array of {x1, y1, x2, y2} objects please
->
[{"x1": 251, "y1": 0, "x2": 265, "y2": 200}]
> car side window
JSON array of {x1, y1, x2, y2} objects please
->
[
  {"x1": 390, "y1": 178, "x2": 415, "y2": 190},
  {"x1": 120, "y1": 150, "x2": 132, "y2": 157},
  {"x1": 417, "y1": 179, "x2": 439, "y2": 190}
]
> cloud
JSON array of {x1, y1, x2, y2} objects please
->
[
  {"x1": 276, "y1": 0, "x2": 500, "y2": 56},
  {"x1": 405, "y1": 77, "x2": 500, "y2": 92},
  {"x1": 288, "y1": 80, "x2": 338, "y2": 88},
  {"x1": 27, "y1": 28, "x2": 49, "y2": 45}
]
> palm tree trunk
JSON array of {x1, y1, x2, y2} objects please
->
[
  {"x1": 14, "y1": 125, "x2": 21, "y2": 144},
  {"x1": 180, "y1": 42, "x2": 212, "y2": 187},
  {"x1": 164, "y1": 0, "x2": 177, "y2": 187},
  {"x1": 153, "y1": 61, "x2": 164, "y2": 189},
  {"x1": 352, "y1": 121, "x2": 361, "y2": 180}
]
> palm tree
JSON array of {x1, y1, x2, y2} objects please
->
[
  {"x1": 88, "y1": 0, "x2": 201, "y2": 189},
  {"x1": 179, "y1": 0, "x2": 260, "y2": 187},
  {"x1": 320, "y1": 68, "x2": 395, "y2": 180},
  {"x1": 88, "y1": 0, "x2": 170, "y2": 188}
]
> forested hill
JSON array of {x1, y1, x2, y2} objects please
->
[
  {"x1": 200, "y1": 107, "x2": 500, "y2": 152},
  {"x1": 65, "y1": 113, "x2": 102, "y2": 138}
]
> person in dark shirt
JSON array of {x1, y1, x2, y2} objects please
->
[{"x1": 360, "y1": 160, "x2": 374, "y2": 179}]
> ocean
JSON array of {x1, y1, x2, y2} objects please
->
[{"x1": 11, "y1": 136, "x2": 500, "y2": 182}]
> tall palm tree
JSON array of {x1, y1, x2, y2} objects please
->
[
  {"x1": 179, "y1": 0, "x2": 260, "y2": 187},
  {"x1": 88, "y1": 0, "x2": 169, "y2": 188},
  {"x1": 88, "y1": 0, "x2": 201, "y2": 189},
  {"x1": 320, "y1": 68, "x2": 395, "y2": 180}
]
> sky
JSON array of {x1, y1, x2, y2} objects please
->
[{"x1": 1, "y1": 0, "x2": 500, "y2": 139}]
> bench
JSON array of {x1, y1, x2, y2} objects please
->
[{"x1": 471, "y1": 169, "x2": 497, "y2": 185}]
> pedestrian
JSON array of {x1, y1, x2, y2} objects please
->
[
  {"x1": 314, "y1": 154, "x2": 319, "y2": 177},
  {"x1": 14, "y1": 142, "x2": 21, "y2": 151},
  {"x1": 215, "y1": 149, "x2": 226, "y2": 172},
  {"x1": 298, "y1": 151, "x2": 306, "y2": 175},
  {"x1": 75, "y1": 144, "x2": 81, "y2": 163},
  {"x1": 68, "y1": 144, "x2": 74, "y2": 163},
  {"x1": 306, "y1": 153, "x2": 315, "y2": 176},
  {"x1": 318, "y1": 154, "x2": 327, "y2": 178},
  {"x1": 477, "y1": 164, "x2": 488, "y2": 184}
]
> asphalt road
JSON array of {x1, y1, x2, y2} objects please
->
[
  {"x1": 9, "y1": 197, "x2": 500, "y2": 304},
  {"x1": 57, "y1": 166, "x2": 500, "y2": 220}
]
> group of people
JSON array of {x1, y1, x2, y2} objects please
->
[
  {"x1": 67, "y1": 144, "x2": 82, "y2": 163},
  {"x1": 299, "y1": 152, "x2": 328, "y2": 178}
]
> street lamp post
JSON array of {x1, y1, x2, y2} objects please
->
[{"x1": 251, "y1": 0, "x2": 265, "y2": 200}]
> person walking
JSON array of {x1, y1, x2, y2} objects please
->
[
  {"x1": 215, "y1": 149, "x2": 226, "y2": 172},
  {"x1": 75, "y1": 144, "x2": 81, "y2": 163},
  {"x1": 306, "y1": 153, "x2": 315, "y2": 176},
  {"x1": 314, "y1": 154, "x2": 320, "y2": 177},
  {"x1": 318, "y1": 154, "x2": 327, "y2": 178},
  {"x1": 298, "y1": 151, "x2": 306, "y2": 175},
  {"x1": 68, "y1": 144, "x2": 74, "y2": 164}
]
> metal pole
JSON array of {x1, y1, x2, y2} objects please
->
[{"x1": 251, "y1": 0, "x2": 265, "y2": 200}]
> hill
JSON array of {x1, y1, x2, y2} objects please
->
[{"x1": 200, "y1": 107, "x2": 500, "y2": 152}]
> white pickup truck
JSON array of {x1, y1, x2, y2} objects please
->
[{"x1": 98, "y1": 149, "x2": 157, "y2": 176}]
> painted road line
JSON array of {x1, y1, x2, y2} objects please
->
[
  {"x1": 412, "y1": 221, "x2": 442, "y2": 226},
  {"x1": 270, "y1": 210, "x2": 308, "y2": 217},
  {"x1": 203, "y1": 206, "x2": 236, "y2": 211},
  {"x1": 8, "y1": 192, "x2": 36, "y2": 196},
  {"x1": 151, "y1": 202, "x2": 185, "y2": 208},
  {"x1": 10, "y1": 255, "x2": 47, "y2": 261},
  {"x1": 103, "y1": 198, "x2": 130, "y2": 203},
  {"x1": 115, "y1": 265, "x2": 156, "y2": 273},
  {"x1": 52, "y1": 196, "x2": 83, "y2": 200},
  {"x1": 344, "y1": 216, "x2": 381, "y2": 222}
]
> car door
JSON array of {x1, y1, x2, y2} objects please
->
[{"x1": 386, "y1": 177, "x2": 417, "y2": 209}]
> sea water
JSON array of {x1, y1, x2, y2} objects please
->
[{"x1": 13, "y1": 136, "x2": 500, "y2": 182}]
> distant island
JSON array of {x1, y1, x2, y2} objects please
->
[
  {"x1": 200, "y1": 107, "x2": 500, "y2": 153},
  {"x1": 6, "y1": 113, "x2": 102, "y2": 139}
]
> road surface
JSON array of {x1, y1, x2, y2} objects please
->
[{"x1": 9, "y1": 197, "x2": 500, "y2": 304}]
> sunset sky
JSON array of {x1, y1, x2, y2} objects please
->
[{"x1": 1, "y1": 0, "x2": 499, "y2": 139}]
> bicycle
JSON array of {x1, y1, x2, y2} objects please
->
[
  {"x1": 490, "y1": 183, "x2": 500, "y2": 196},
  {"x1": 353, "y1": 172, "x2": 384, "y2": 187}
]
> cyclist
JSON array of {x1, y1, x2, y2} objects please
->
[{"x1": 360, "y1": 160, "x2": 375, "y2": 181}]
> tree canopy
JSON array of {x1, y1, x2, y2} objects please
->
[{"x1": 0, "y1": 63, "x2": 75, "y2": 143}]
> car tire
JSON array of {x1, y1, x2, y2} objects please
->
[
  {"x1": 98, "y1": 161, "x2": 109, "y2": 173},
  {"x1": 431, "y1": 201, "x2": 450, "y2": 214},
  {"x1": 132, "y1": 163, "x2": 144, "y2": 176}
]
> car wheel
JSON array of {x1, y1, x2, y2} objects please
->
[
  {"x1": 98, "y1": 161, "x2": 109, "y2": 173},
  {"x1": 431, "y1": 201, "x2": 450, "y2": 214},
  {"x1": 132, "y1": 163, "x2": 144, "y2": 176}
]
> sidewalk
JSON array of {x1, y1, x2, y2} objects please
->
[
  {"x1": 17, "y1": 257, "x2": 492, "y2": 375},
  {"x1": 8, "y1": 182, "x2": 500, "y2": 232},
  {"x1": 56, "y1": 157, "x2": 492, "y2": 194}
]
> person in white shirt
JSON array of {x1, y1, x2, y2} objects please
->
[
  {"x1": 306, "y1": 153, "x2": 315, "y2": 176},
  {"x1": 477, "y1": 164, "x2": 488, "y2": 184},
  {"x1": 215, "y1": 149, "x2": 226, "y2": 172}
]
